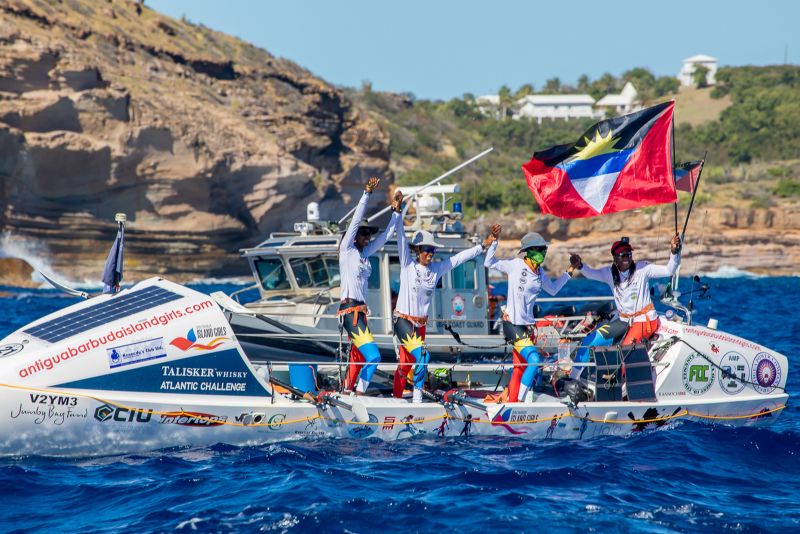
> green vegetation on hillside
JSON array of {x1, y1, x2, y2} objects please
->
[
  {"x1": 677, "y1": 66, "x2": 800, "y2": 163},
  {"x1": 350, "y1": 65, "x2": 800, "y2": 216}
]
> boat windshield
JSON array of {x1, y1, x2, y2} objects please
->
[
  {"x1": 254, "y1": 258, "x2": 291, "y2": 291},
  {"x1": 289, "y1": 256, "x2": 341, "y2": 289}
]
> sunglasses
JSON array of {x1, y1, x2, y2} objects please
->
[
  {"x1": 614, "y1": 252, "x2": 633, "y2": 259},
  {"x1": 356, "y1": 229, "x2": 373, "y2": 237},
  {"x1": 419, "y1": 246, "x2": 437, "y2": 254}
]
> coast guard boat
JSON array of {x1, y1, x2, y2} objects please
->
[
  {"x1": 222, "y1": 184, "x2": 510, "y2": 364},
  {"x1": 0, "y1": 275, "x2": 789, "y2": 457}
]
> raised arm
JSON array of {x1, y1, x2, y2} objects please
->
[
  {"x1": 644, "y1": 252, "x2": 681, "y2": 279},
  {"x1": 340, "y1": 177, "x2": 379, "y2": 252},
  {"x1": 540, "y1": 269, "x2": 570, "y2": 296},
  {"x1": 363, "y1": 212, "x2": 399, "y2": 257},
  {"x1": 643, "y1": 235, "x2": 682, "y2": 279},
  {"x1": 395, "y1": 210, "x2": 412, "y2": 267},
  {"x1": 483, "y1": 224, "x2": 513, "y2": 274},
  {"x1": 483, "y1": 241, "x2": 514, "y2": 274},
  {"x1": 437, "y1": 245, "x2": 483, "y2": 275},
  {"x1": 439, "y1": 224, "x2": 500, "y2": 275},
  {"x1": 570, "y1": 252, "x2": 612, "y2": 284}
]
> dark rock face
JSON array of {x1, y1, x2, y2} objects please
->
[{"x1": 0, "y1": 0, "x2": 391, "y2": 283}]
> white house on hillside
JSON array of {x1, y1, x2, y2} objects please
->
[
  {"x1": 595, "y1": 81, "x2": 641, "y2": 115},
  {"x1": 678, "y1": 54, "x2": 718, "y2": 87},
  {"x1": 475, "y1": 94, "x2": 501, "y2": 118},
  {"x1": 514, "y1": 94, "x2": 597, "y2": 123}
]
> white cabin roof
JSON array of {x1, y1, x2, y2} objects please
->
[
  {"x1": 683, "y1": 54, "x2": 717, "y2": 63},
  {"x1": 518, "y1": 94, "x2": 595, "y2": 105},
  {"x1": 596, "y1": 82, "x2": 638, "y2": 106},
  {"x1": 596, "y1": 94, "x2": 628, "y2": 106}
]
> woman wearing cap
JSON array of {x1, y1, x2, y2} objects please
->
[
  {"x1": 393, "y1": 216, "x2": 501, "y2": 403},
  {"x1": 569, "y1": 234, "x2": 681, "y2": 377},
  {"x1": 338, "y1": 177, "x2": 404, "y2": 395},
  {"x1": 484, "y1": 229, "x2": 573, "y2": 403}
]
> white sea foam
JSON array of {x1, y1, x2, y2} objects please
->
[
  {"x1": 189, "y1": 276, "x2": 251, "y2": 286},
  {"x1": 0, "y1": 231, "x2": 106, "y2": 289},
  {"x1": 0, "y1": 231, "x2": 54, "y2": 284},
  {"x1": 698, "y1": 266, "x2": 764, "y2": 279}
]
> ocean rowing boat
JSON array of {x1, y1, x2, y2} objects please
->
[{"x1": 0, "y1": 277, "x2": 788, "y2": 457}]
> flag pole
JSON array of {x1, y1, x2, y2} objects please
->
[{"x1": 680, "y1": 152, "x2": 708, "y2": 242}]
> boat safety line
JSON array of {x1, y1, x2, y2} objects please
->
[{"x1": 686, "y1": 405, "x2": 786, "y2": 420}]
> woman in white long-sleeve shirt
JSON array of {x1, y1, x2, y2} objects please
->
[
  {"x1": 393, "y1": 218, "x2": 500, "y2": 403},
  {"x1": 338, "y1": 177, "x2": 403, "y2": 394},
  {"x1": 569, "y1": 234, "x2": 681, "y2": 377},
  {"x1": 484, "y1": 229, "x2": 572, "y2": 402}
]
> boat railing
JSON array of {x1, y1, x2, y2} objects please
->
[{"x1": 230, "y1": 282, "x2": 262, "y2": 304}]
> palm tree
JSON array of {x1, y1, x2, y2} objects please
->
[
  {"x1": 498, "y1": 85, "x2": 513, "y2": 120},
  {"x1": 514, "y1": 83, "x2": 535, "y2": 100}
]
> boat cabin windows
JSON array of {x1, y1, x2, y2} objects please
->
[
  {"x1": 450, "y1": 260, "x2": 477, "y2": 290},
  {"x1": 289, "y1": 256, "x2": 341, "y2": 289},
  {"x1": 368, "y1": 256, "x2": 381, "y2": 289},
  {"x1": 254, "y1": 258, "x2": 291, "y2": 291}
]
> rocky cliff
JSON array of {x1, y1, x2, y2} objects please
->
[
  {"x1": 0, "y1": 0, "x2": 391, "y2": 283},
  {"x1": 480, "y1": 203, "x2": 800, "y2": 276}
]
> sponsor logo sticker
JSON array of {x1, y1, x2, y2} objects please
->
[
  {"x1": 170, "y1": 326, "x2": 230, "y2": 352},
  {"x1": 451, "y1": 295, "x2": 465, "y2": 318},
  {"x1": 94, "y1": 403, "x2": 153, "y2": 423},
  {"x1": 159, "y1": 412, "x2": 227, "y2": 426},
  {"x1": 751, "y1": 352, "x2": 781, "y2": 394},
  {"x1": 682, "y1": 353, "x2": 715, "y2": 395},
  {"x1": 107, "y1": 337, "x2": 166, "y2": 369},
  {"x1": 266, "y1": 413, "x2": 286, "y2": 430},
  {"x1": 719, "y1": 351, "x2": 748, "y2": 395},
  {"x1": 0, "y1": 343, "x2": 25, "y2": 358}
]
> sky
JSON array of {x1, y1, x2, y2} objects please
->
[{"x1": 149, "y1": 0, "x2": 799, "y2": 100}]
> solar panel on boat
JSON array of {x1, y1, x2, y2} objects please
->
[{"x1": 23, "y1": 286, "x2": 183, "y2": 343}]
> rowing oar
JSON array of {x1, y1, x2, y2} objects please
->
[
  {"x1": 269, "y1": 376, "x2": 370, "y2": 422},
  {"x1": 438, "y1": 389, "x2": 486, "y2": 411}
]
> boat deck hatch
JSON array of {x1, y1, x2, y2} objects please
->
[{"x1": 23, "y1": 286, "x2": 183, "y2": 343}]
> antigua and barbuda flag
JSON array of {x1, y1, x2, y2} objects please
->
[
  {"x1": 522, "y1": 101, "x2": 676, "y2": 218},
  {"x1": 675, "y1": 160, "x2": 704, "y2": 193}
]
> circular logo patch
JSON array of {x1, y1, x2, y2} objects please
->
[
  {"x1": 682, "y1": 353, "x2": 715, "y2": 395},
  {"x1": 750, "y1": 353, "x2": 781, "y2": 394},
  {"x1": 267, "y1": 413, "x2": 286, "y2": 430},
  {"x1": 451, "y1": 295, "x2": 465, "y2": 317},
  {"x1": 718, "y1": 351, "x2": 748, "y2": 395},
  {"x1": 0, "y1": 343, "x2": 24, "y2": 358}
]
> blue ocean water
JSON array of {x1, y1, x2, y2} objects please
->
[{"x1": 0, "y1": 276, "x2": 797, "y2": 532}]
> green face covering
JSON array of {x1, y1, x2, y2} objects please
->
[{"x1": 526, "y1": 249, "x2": 546, "y2": 264}]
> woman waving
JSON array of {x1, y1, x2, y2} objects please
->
[{"x1": 393, "y1": 217, "x2": 500, "y2": 403}]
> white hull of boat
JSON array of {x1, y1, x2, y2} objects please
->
[
  {"x1": 0, "y1": 387, "x2": 786, "y2": 457},
  {"x1": 0, "y1": 278, "x2": 789, "y2": 457}
]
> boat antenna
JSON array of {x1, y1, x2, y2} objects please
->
[
  {"x1": 336, "y1": 147, "x2": 494, "y2": 225},
  {"x1": 38, "y1": 271, "x2": 90, "y2": 299}
]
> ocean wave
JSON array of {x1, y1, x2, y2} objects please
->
[
  {"x1": 188, "y1": 277, "x2": 251, "y2": 286},
  {"x1": 699, "y1": 265, "x2": 764, "y2": 278}
]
